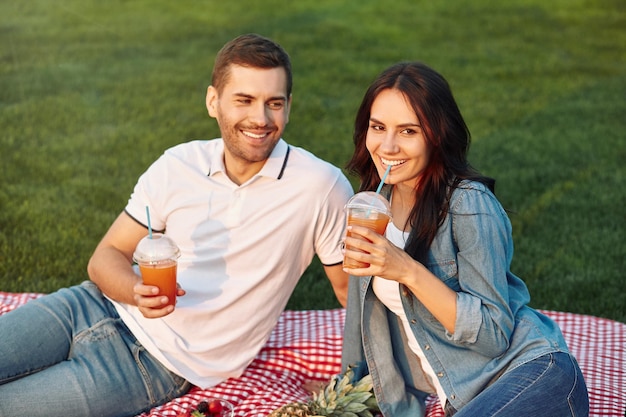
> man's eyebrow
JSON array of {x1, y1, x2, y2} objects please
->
[{"x1": 233, "y1": 92, "x2": 287, "y2": 101}]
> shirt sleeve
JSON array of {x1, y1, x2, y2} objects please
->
[
  {"x1": 125, "y1": 152, "x2": 171, "y2": 232},
  {"x1": 446, "y1": 185, "x2": 517, "y2": 357},
  {"x1": 313, "y1": 172, "x2": 354, "y2": 265}
]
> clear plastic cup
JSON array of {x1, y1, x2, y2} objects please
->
[
  {"x1": 343, "y1": 192, "x2": 392, "y2": 269},
  {"x1": 133, "y1": 233, "x2": 180, "y2": 307}
]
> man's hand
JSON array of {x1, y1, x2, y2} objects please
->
[{"x1": 133, "y1": 283, "x2": 186, "y2": 318}]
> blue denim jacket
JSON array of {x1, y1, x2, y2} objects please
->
[{"x1": 341, "y1": 181, "x2": 570, "y2": 416}]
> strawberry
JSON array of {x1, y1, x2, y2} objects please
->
[{"x1": 208, "y1": 399, "x2": 224, "y2": 415}]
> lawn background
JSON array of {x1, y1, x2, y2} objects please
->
[{"x1": 1, "y1": 0, "x2": 624, "y2": 322}]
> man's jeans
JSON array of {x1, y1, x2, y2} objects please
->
[
  {"x1": 0, "y1": 281, "x2": 191, "y2": 417},
  {"x1": 445, "y1": 351, "x2": 589, "y2": 417}
]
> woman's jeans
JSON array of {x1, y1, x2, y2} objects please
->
[
  {"x1": 445, "y1": 351, "x2": 589, "y2": 417},
  {"x1": 0, "y1": 281, "x2": 191, "y2": 417}
]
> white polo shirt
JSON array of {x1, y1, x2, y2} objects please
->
[{"x1": 110, "y1": 138, "x2": 353, "y2": 388}]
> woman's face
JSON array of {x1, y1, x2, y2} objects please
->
[{"x1": 365, "y1": 88, "x2": 431, "y2": 190}]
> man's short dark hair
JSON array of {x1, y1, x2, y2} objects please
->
[{"x1": 211, "y1": 33, "x2": 292, "y2": 96}]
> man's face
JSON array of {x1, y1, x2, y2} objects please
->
[{"x1": 206, "y1": 64, "x2": 291, "y2": 172}]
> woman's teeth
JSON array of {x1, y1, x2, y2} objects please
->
[{"x1": 381, "y1": 157, "x2": 406, "y2": 166}]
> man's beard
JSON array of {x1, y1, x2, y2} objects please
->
[{"x1": 222, "y1": 125, "x2": 279, "y2": 163}]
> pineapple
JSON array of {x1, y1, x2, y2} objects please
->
[{"x1": 269, "y1": 365, "x2": 379, "y2": 417}]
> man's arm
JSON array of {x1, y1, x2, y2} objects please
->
[
  {"x1": 323, "y1": 263, "x2": 349, "y2": 308},
  {"x1": 87, "y1": 211, "x2": 177, "y2": 317}
]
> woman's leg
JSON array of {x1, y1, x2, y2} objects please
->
[
  {"x1": 454, "y1": 352, "x2": 589, "y2": 417},
  {"x1": 0, "y1": 281, "x2": 191, "y2": 416}
]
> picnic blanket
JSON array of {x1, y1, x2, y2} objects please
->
[{"x1": 1, "y1": 292, "x2": 624, "y2": 417}]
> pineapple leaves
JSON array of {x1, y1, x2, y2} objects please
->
[{"x1": 269, "y1": 365, "x2": 379, "y2": 417}]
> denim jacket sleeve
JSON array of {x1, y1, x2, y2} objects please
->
[{"x1": 440, "y1": 182, "x2": 528, "y2": 356}]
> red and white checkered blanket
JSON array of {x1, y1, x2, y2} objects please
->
[{"x1": 1, "y1": 292, "x2": 624, "y2": 417}]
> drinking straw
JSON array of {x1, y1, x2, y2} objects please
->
[
  {"x1": 375, "y1": 164, "x2": 392, "y2": 194},
  {"x1": 366, "y1": 165, "x2": 393, "y2": 217},
  {"x1": 146, "y1": 206, "x2": 153, "y2": 239}
]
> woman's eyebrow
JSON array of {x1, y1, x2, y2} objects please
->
[{"x1": 369, "y1": 117, "x2": 421, "y2": 128}]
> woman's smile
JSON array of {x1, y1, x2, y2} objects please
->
[{"x1": 380, "y1": 157, "x2": 407, "y2": 167}]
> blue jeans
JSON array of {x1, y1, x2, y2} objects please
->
[
  {"x1": 445, "y1": 352, "x2": 589, "y2": 417},
  {"x1": 0, "y1": 281, "x2": 191, "y2": 417}
]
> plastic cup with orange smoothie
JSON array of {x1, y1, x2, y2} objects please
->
[
  {"x1": 133, "y1": 233, "x2": 180, "y2": 308},
  {"x1": 343, "y1": 191, "x2": 392, "y2": 269}
]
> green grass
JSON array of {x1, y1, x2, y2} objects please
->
[{"x1": 1, "y1": 0, "x2": 624, "y2": 322}]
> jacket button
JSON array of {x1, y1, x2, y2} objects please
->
[
  {"x1": 424, "y1": 345, "x2": 430, "y2": 350},
  {"x1": 451, "y1": 394, "x2": 456, "y2": 400},
  {"x1": 437, "y1": 372, "x2": 444, "y2": 377}
]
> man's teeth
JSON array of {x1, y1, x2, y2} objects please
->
[
  {"x1": 243, "y1": 131, "x2": 267, "y2": 139},
  {"x1": 381, "y1": 158, "x2": 406, "y2": 166}
]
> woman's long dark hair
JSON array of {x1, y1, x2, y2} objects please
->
[{"x1": 346, "y1": 62, "x2": 495, "y2": 263}]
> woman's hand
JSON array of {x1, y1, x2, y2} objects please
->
[
  {"x1": 342, "y1": 225, "x2": 417, "y2": 284},
  {"x1": 344, "y1": 225, "x2": 458, "y2": 333}
]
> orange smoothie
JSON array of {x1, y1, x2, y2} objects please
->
[
  {"x1": 139, "y1": 260, "x2": 178, "y2": 307},
  {"x1": 343, "y1": 211, "x2": 390, "y2": 269}
]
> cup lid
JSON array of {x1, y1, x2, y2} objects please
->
[
  {"x1": 133, "y1": 233, "x2": 180, "y2": 264},
  {"x1": 346, "y1": 191, "x2": 392, "y2": 215}
]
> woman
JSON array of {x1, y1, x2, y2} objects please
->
[{"x1": 341, "y1": 62, "x2": 589, "y2": 417}]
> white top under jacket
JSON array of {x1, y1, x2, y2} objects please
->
[{"x1": 372, "y1": 222, "x2": 448, "y2": 407}]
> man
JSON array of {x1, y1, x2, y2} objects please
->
[{"x1": 0, "y1": 34, "x2": 353, "y2": 416}]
